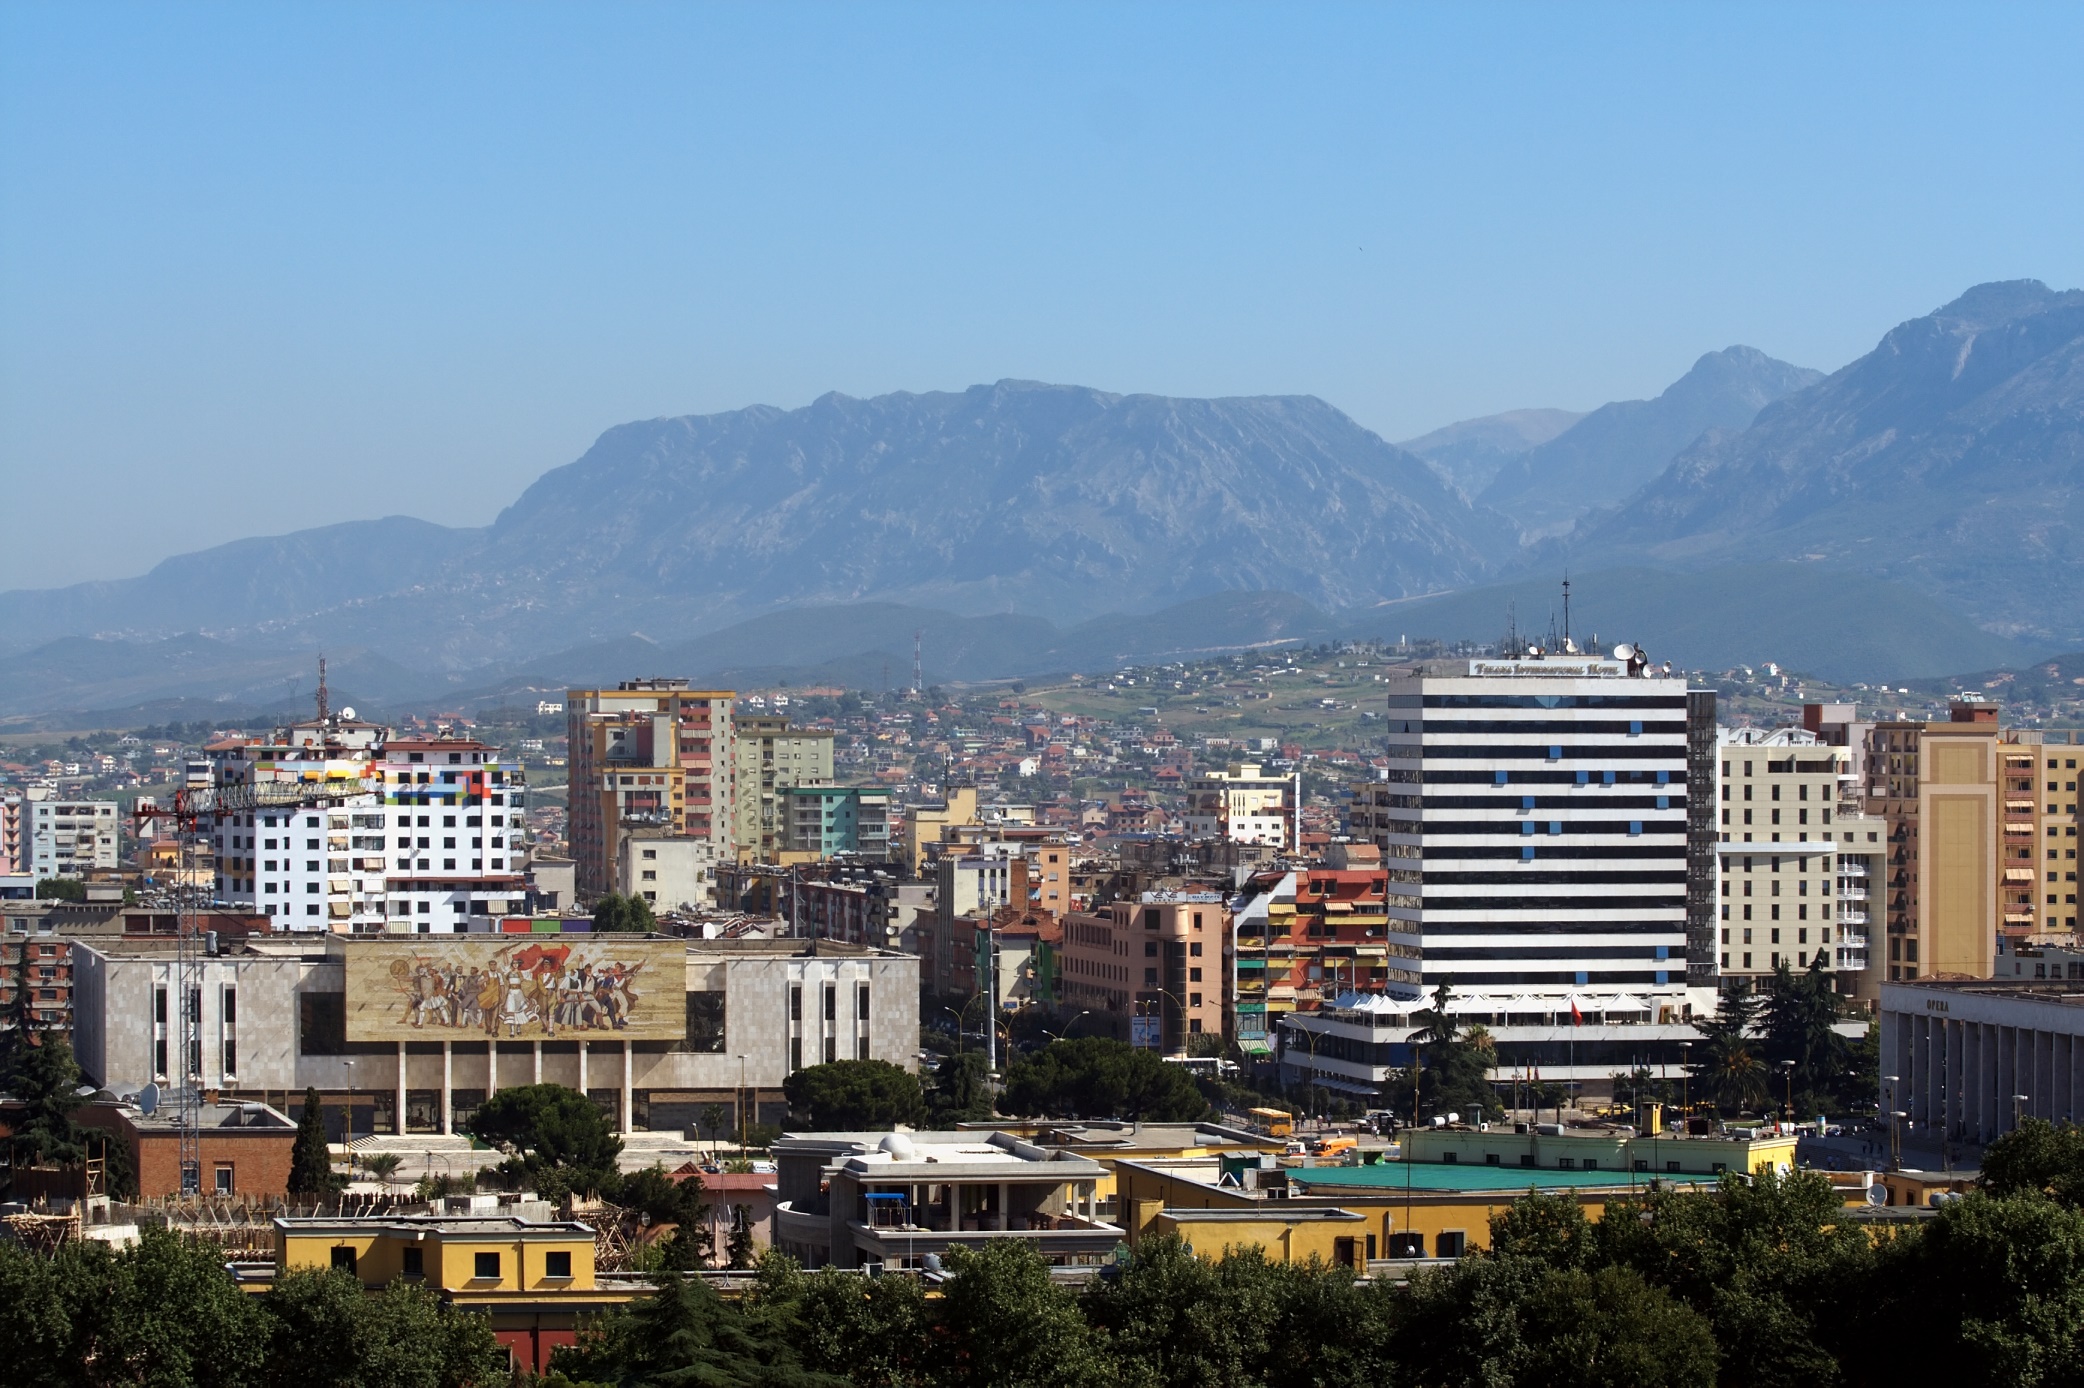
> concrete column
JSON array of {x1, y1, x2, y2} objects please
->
[
  {"x1": 621, "y1": 1040, "x2": 634, "y2": 1134},
  {"x1": 396, "y1": 1041, "x2": 409, "y2": 1135},
  {"x1": 533, "y1": 1041, "x2": 542, "y2": 1085},
  {"x1": 441, "y1": 1042, "x2": 453, "y2": 1135},
  {"x1": 579, "y1": 1040, "x2": 590, "y2": 1096},
  {"x1": 998, "y1": 1181, "x2": 1010, "y2": 1231}
]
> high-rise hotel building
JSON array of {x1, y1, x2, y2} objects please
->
[{"x1": 1330, "y1": 648, "x2": 1707, "y2": 1081}]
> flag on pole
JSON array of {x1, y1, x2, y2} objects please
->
[{"x1": 1570, "y1": 1000, "x2": 1584, "y2": 1026}]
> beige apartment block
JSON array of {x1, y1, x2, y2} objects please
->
[
  {"x1": 1999, "y1": 731, "x2": 2081, "y2": 938},
  {"x1": 1869, "y1": 701, "x2": 2002, "y2": 984},
  {"x1": 1184, "y1": 764, "x2": 1295, "y2": 849},
  {"x1": 566, "y1": 681, "x2": 737, "y2": 900},
  {"x1": 732, "y1": 715, "x2": 836, "y2": 863},
  {"x1": 1059, "y1": 895, "x2": 1229, "y2": 1053},
  {"x1": 1712, "y1": 727, "x2": 1885, "y2": 998}
]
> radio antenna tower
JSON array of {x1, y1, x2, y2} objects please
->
[
  {"x1": 912, "y1": 630, "x2": 923, "y2": 697},
  {"x1": 1561, "y1": 573, "x2": 1573, "y2": 648},
  {"x1": 315, "y1": 655, "x2": 330, "y2": 724}
]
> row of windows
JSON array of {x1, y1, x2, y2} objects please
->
[{"x1": 1420, "y1": 895, "x2": 1686, "y2": 911}]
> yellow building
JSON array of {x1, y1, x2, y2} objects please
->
[
  {"x1": 973, "y1": 1120, "x2": 1284, "y2": 1220},
  {"x1": 901, "y1": 786, "x2": 979, "y2": 875},
  {"x1": 267, "y1": 1212, "x2": 639, "y2": 1373}
]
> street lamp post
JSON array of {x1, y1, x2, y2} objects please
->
[
  {"x1": 1679, "y1": 1041, "x2": 1692, "y2": 1120},
  {"x1": 737, "y1": 1053, "x2": 749, "y2": 1154},
  {"x1": 2013, "y1": 1093, "x2": 2033, "y2": 1134},
  {"x1": 343, "y1": 1058, "x2": 357, "y2": 1181},
  {"x1": 1883, "y1": 1072, "x2": 1902, "y2": 1171},
  {"x1": 1780, "y1": 1060, "x2": 1797, "y2": 1127}
]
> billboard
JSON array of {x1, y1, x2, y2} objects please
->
[{"x1": 344, "y1": 938, "x2": 686, "y2": 1042}]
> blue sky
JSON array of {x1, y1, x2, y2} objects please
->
[{"x1": 4, "y1": 3, "x2": 2081, "y2": 576}]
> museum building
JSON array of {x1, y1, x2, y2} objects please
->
[{"x1": 70, "y1": 931, "x2": 919, "y2": 1138}]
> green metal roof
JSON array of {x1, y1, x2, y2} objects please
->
[{"x1": 1286, "y1": 1162, "x2": 1723, "y2": 1195}]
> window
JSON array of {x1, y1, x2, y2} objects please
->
[
  {"x1": 681, "y1": 993, "x2": 727, "y2": 1052},
  {"x1": 214, "y1": 1164, "x2": 234, "y2": 1194},
  {"x1": 545, "y1": 1249, "x2": 572, "y2": 1279},
  {"x1": 401, "y1": 1246, "x2": 424, "y2": 1279},
  {"x1": 474, "y1": 1252, "x2": 501, "y2": 1279},
  {"x1": 331, "y1": 1246, "x2": 358, "y2": 1274},
  {"x1": 1435, "y1": 1231, "x2": 1467, "y2": 1258}
]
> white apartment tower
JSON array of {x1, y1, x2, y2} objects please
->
[{"x1": 206, "y1": 716, "x2": 527, "y2": 933}]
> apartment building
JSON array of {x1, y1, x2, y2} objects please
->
[
  {"x1": 781, "y1": 785, "x2": 893, "y2": 860},
  {"x1": 732, "y1": 714, "x2": 837, "y2": 862},
  {"x1": 1712, "y1": 728, "x2": 1886, "y2": 996},
  {"x1": 1232, "y1": 868, "x2": 1414, "y2": 1058},
  {"x1": 0, "y1": 928, "x2": 74, "y2": 1033},
  {"x1": 208, "y1": 727, "x2": 527, "y2": 933},
  {"x1": 567, "y1": 681, "x2": 737, "y2": 899},
  {"x1": 1184, "y1": 763, "x2": 1296, "y2": 849},
  {"x1": 1867, "y1": 701, "x2": 2002, "y2": 983},
  {"x1": 1058, "y1": 893, "x2": 1229, "y2": 1051},
  {"x1": 0, "y1": 791, "x2": 23, "y2": 875},
  {"x1": 1999, "y1": 731, "x2": 2081, "y2": 937},
  {"x1": 614, "y1": 828, "x2": 717, "y2": 911},
  {"x1": 24, "y1": 789, "x2": 119, "y2": 880}
]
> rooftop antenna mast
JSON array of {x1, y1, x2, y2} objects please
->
[
  {"x1": 912, "y1": 630, "x2": 924, "y2": 698},
  {"x1": 1561, "y1": 573, "x2": 1573, "y2": 649}
]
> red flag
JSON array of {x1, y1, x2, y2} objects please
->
[{"x1": 1569, "y1": 1001, "x2": 1583, "y2": 1026}]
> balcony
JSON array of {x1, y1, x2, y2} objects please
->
[{"x1": 1836, "y1": 887, "x2": 1868, "y2": 901}]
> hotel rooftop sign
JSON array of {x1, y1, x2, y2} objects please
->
[{"x1": 1466, "y1": 659, "x2": 1628, "y2": 678}]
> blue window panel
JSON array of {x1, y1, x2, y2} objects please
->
[
  {"x1": 1575, "y1": 770, "x2": 1589, "y2": 785},
  {"x1": 1548, "y1": 745, "x2": 1563, "y2": 761},
  {"x1": 1656, "y1": 770, "x2": 1671, "y2": 785},
  {"x1": 1629, "y1": 720, "x2": 1643, "y2": 735},
  {"x1": 1495, "y1": 770, "x2": 1509, "y2": 785},
  {"x1": 1655, "y1": 970, "x2": 1669, "y2": 986},
  {"x1": 1603, "y1": 770, "x2": 1616, "y2": 785},
  {"x1": 1522, "y1": 795, "x2": 1536, "y2": 811},
  {"x1": 1629, "y1": 821, "x2": 1643, "y2": 836},
  {"x1": 1575, "y1": 971, "x2": 1589, "y2": 986},
  {"x1": 1549, "y1": 821, "x2": 1563, "y2": 836},
  {"x1": 1521, "y1": 821, "x2": 1536, "y2": 836},
  {"x1": 1656, "y1": 795, "x2": 1670, "y2": 810},
  {"x1": 1522, "y1": 845, "x2": 1536, "y2": 860},
  {"x1": 1655, "y1": 945, "x2": 1669, "y2": 961}
]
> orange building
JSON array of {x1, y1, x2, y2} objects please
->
[
  {"x1": 1058, "y1": 894, "x2": 1229, "y2": 1052},
  {"x1": 566, "y1": 681, "x2": 737, "y2": 899}
]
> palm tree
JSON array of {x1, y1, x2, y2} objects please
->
[
  {"x1": 1691, "y1": 1022, "x2": 1768, "y2": 1115},
  {"x1": 363, "y1": 1152, "x2": 403, "y2": 1187}
]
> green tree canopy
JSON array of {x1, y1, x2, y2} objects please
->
[
  {"x1": 927, "y1": 1049, "x2": 994, "y2": 1128},
  {"x1": 783, "y1": 1060, "x2": 927, "y2": 1131},
  {"x1": 1, "y1": 1035, "x2": 87, "y2": 1179},
  {"x1": 998, "y1": 1037, "x2": 1210, "y2": 1122},
  {"x1": 467, "y1": 1082, "x2": 623, "y2": 1195},
  {"x1": 591, "y1": 893, "x2": 658, "y2": 934},
  {"x1": 288, "y1": 1087, "x2": 343, "y2": 1195},
  {"x1": 1982, "y1": 1118, "x2": 2084, "y2": 1208}
]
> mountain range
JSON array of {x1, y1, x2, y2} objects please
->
[{"x1": 3, "y1": 279, "x2": 2081, "y2": 720}]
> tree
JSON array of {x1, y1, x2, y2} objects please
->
[
  {"x1": 548, "y1": 1271, "x2": 844, "y2": 1388},
  {"x1": 756, "y1": 1253, "x2": 933, "y2": 1388},
  {"x1": 34, "y1": 878, "x2": 86, "y2": 903},
  {"x1": 1512, "y1": 1265, "x2": 1720, "y2": 1388},
  {"x1": 998, "y1": 1037, "x2": 1210, "y2": 1122},
  {"x1": 1757, "y1": 957, "x2": 1847, "y2": 1112},
  {"x1": 591, "y1": 893, "x2": 658, "y2": 934},
  {"x1": 932, "y1": 1240, "x2": 1113, "y2": 1388},
  {"x1": 467, "y1": 1083, "x2": 623, "y2": 1195},
  {"x1": 260, "y1": 1268, "x2": 508, "y2": 1388},
  {"x1": 927, "y1": 1049, "x2": 994, "y2": 1127},
  {"x1": 362, "y1": 1152, "x2": 403, "y2": 1187},
  {"x1": 1689, "y1": 985, "x2": 1768, "y2": 1115},
  {"x1": 1982, "y1": 1118, "x2": 2084, "y2": 1208},
  {"x1": 783, "y1": 1060, "x2": 927, "y2": 1131},
  {"x1": 1, "y1": 1035, "x2": 87, "y2": 1184},
  {"x1": 700, "y1": 1101, "x2": 729, "y2": 1158},
  {"x1": 614, "y1": 1163, "x2": 714, "y2": 1270},
  {"x1": 289, "y1": 1087, "x2": 344, "y2": 1195},
  {"x1": 726, "y1": 1206, "x2": 756, "y2": 1270},
  {"x1": 1386, "y1": 982, "x2": 1500, "y2": 1123}
]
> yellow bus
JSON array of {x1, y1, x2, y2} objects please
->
[{"x1": 1247, "y1": 1107, "x2": 1294, "y2": 1139}]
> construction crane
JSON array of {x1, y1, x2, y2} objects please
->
[{"x1": 133, "y1": 771, "x2": 374, "y2": 1195}]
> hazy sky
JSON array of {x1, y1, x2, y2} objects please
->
[{"x1": 4, "y1": 3, "x2": 2082, "y2": 578}]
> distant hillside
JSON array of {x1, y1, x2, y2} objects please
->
[
  {"x1": 1346, "y1": 563, "x2": 2046, "y2": 684},
  {"x1": 1582, "y1": 281, "x2": 2084, "y2": 645},
  {"x1": 0, "y1": 382, "x2": 1510, "y2": 668},
  {"x1": 1479, "y1": 347, "x2": 1822, "y2": 538},
  {"x1": 1398, "y1": 407, "x2": 1584, "y2": 498}
]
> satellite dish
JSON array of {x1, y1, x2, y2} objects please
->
[
  {"x1": 340, "y1": 706, "x2": 357, "y2": 722},
  {"x1": 137, "y1": 1082, "x2": 160, "y2": 1117},
  {"x1": 1612, "y1": 643, "x2": 1635, "y2": 661},
  {"x1": 1864, "y1": 1184, "x2": 1887, "y2": 1206}
]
